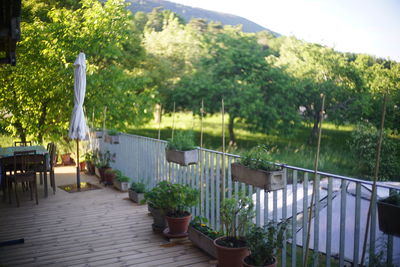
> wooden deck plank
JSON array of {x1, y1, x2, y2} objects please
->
[{"x1": 0, "y1": 167, "x2": 214, "y2": 267}]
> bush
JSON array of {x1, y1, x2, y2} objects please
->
[
  {"x1": 130, "y1": 182, "x2": 146, "y2": 193},
  {"x1": 166, "y1": 131, "x2": 196, "y2": 151},
  {"x1": 348, "y1": 123, "x2": 400, "y2": 181},
  {"x1": 240, "y1": 145, "x2": 281, "y2": 171}
]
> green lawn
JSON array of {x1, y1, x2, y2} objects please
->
[{"x1": 127, "y1": 112, "x2": 363, "y2": 179}]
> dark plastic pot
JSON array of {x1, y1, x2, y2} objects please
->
[
  {"x1": 242, "y1": 255, "x2": 277, "y2": 267},
  {"x1": 377, "y1": 200, "x2": 400, "y2": 237}
]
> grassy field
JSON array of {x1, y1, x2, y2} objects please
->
[{"x1": 127, "y1": 112, "x2": 363, "y2": 179}]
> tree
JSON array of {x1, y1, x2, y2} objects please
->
[
  {"x1": 0, "y1": 0, "x2": 153, "y2": 142},
  {"x1": 171, "y1": 27, "x2": 298, "y2": 145}
]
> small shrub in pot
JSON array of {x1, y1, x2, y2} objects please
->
[{"x1": 129, "y1": 181, "x2": 146, "y2": 203}]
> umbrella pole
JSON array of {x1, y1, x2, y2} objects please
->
[{"x1": 76, "y1": 139, "x2": 81, "y2": 189}]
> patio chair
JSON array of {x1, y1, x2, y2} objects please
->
[
  {"x1": 46, "y1": 143, "x2": 57, "y2": 194},
  {"x1": 7, "y1": 151, "x2": 43, "y2": 207},
  {"x1": 14, "y1": 141, "x2": 32, "y2": 147}
]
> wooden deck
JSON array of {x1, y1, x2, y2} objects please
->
[{"x1": 0, "y1": 167, "x2": 214, "y2": 266}]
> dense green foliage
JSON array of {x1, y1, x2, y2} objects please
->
[
  {"x1": 245, "y1": 220, "x2": 289, "y2": 266},
  {"x1": 144, "y1": 181, "x2": 199, "y2": 217},
  {"x1": 166, "y1": 131, "x2": 196, "y2": 151},
  {"x1": 240, "y1": 145, "x2": 281, "y2": 171},
  {"x1": 1, "y1": 1, "x2": 399, "y2": 181},
  {"x1": 348, "y1": 123, "x2": 400, "y2": 181},
  {"x1": 130, "y1": 181, "x2": 146, "y2": 193}
]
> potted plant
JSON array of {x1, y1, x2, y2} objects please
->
[
  {"x1": 189, "y1": 216, "x2": 222, "y2": 259},
  {"x1": 243, "y1": 220, "x2": 288, "y2": 267},
  {"x1": 377, "y1": 191, "x2": 400, "y2": 236},
  {"x1": 95, "y1": 150, "x2": 115, "y2": 184},
  {"x1": 166, "y1": 131, "x2": 198, "y2": 166},
  {"x1": 58, "y1": 139, "x2": 74, "y2": 165},
  {"x1": 231, "y1": 145, "x2": 285, "y2": 191},
  {"x1": 129, "y1": 181, "x2": 147, "y2": 203},
  {"x1": 105, "y1": 129, "x2": 120, "y2": 144},
  {"x1": 161, "y1": 181, "x2": 199, "y2": 237},
  {"x1": 214, "y1": 193, "x2": 255, "y2": 267},
  {"x1": 113, "y1": 170, "x2": 130, "y2": 191},
  {"x1": 84, "y1": 151, "x2": 96, "y2": 175},
  {"x1": 144, "y1": 182, "x2": 169, "y2": 232},
  {"x1": 214, "y1": 192, "x2": 255, "y2": 267}
]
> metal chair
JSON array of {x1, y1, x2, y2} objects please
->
[
  {"x1": 14, "y1": 141, "x2": 32, "y2": 147},
  {"x1": 6, "y1": 150, "x2": 43, "y2": 207}
]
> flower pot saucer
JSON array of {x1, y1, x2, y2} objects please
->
[{"x1": 163, "y1": 228, "x2": 189, "y2": 238}]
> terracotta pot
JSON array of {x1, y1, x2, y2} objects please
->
[
  {"x1": 242, "y1": 255, "x2": 277, "y2": 267},
  {"x1": 79, "y1": 161, "x2": 86, "y2": 171},
  {"x1": 213, "y1": 236, "x2": 249, "y2": 267},
  {"x1": 60, "y1": 153, "x2": 71, "y2": 165},
  {"x1": 165, "y1": 214, "x2": 191, "y2": 235}
]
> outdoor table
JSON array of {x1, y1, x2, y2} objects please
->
[{"x1": 0, "y1": 145, "x2": 50, "y2": 198}]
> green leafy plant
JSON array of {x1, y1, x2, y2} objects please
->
[
  {"x1": 95, "y1": 150, "x2": 115, "y2": 168},
  {"x1": 380, "y1": 191, "x2": 400, "y2": 206},
  {"x1": 166, "y1": 131, "x2": 196, "y2": 151},
  {"x1": 348, "y1": 122, "x2": 400, "y2": 181},
  {"x1": 84, "y1": 151, "x2": 94, "y2": 162},
  {"x1": 240, "y1": 145, "x2": 281, "y2": 171},
  {"x1": 219, "y1": 193, "x2": 255, "y2": 248},
  {"x1": 144, "y1": 181, "x2": 199, "y2": 217},
  {"x1": 107, "y1": 129, "x2": 119, "y2": 136},
  {"x1": 244, "y1": 220, "x2": 289, "y2": 266},
  {"x1": 130, "y1": 181, "x2": 146, "y2": 193},
  {"x1": 190, "y1": 216, "x2": 223, "y2": 240}
]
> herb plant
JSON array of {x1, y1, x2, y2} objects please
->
[
  {"x1": 244, "y1": 220, "x2": 289, "y2": 266},
  {"x1": 381, "y1": 191, "x2": 400, "y2": 206},
  {"x1": 107, "y1": 129, "x2": 119, "y2": 136},
  {"x1": 167, "y1": 131, "x2": 197, "y2": 151},
  {"x1": 130, "y1": 181, "x2": 146, "y2": 193},
  {"x1": 219, "y1": 193, "x2": 255, "y2": 248},
  {"x1": 240, "y1": 145, "x2": 281, "y2": 171},
  {"x1": 190, "y1": 216, "x2": 223, "y2": 240},
  {"x1": 144, "y1": 181, "x2": 199, "y2": 217}
]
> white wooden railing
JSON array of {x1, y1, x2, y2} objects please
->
[{"x1": 91, "y1": 131, "x2": 400, "y2": 266}]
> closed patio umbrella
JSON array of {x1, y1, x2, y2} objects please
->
[{"x1": 68, "y1": 52, "x2": 88, "y2": 189}]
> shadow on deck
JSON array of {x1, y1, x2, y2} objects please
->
[{"x1": 0, "y1": 167, "x2": 213, "y2": 266}]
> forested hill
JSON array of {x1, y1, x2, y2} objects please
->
[{"x1": 126, "y1": 0, "x2": 278, "y2": 34}]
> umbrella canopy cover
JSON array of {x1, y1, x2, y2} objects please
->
[{"x1": 69, "y1": 52, "x2": 88, "y2": 140}]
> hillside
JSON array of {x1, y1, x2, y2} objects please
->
[{"x1": 126, "y1": 0, "x2": 279, "y2": 35}]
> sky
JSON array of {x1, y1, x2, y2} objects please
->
[{"x1": 171, "y1": 0, "x2": 400, "y2": 62}]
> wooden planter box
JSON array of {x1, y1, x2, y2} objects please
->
[
  {"x1": 113, "y1": 180, "x2": 129, "y2": 192},
  {"x1": 231, "y1": 163, "x2": 285, "y2": 191},
  {"x1": 128, "y1": 188, "x2": 145, "y2": 203},
  {"x1": 377, "y1": 200, "x2": 400, "y2": 237},
  {"x1": 166, "y1": 149, "x2": 198, "y2": 166},
  {"x1": 90, "y1": 131, "x2": 103, "y2": 139},
  {"x1": 104, "y1": 135, "x2": 119, "y2": 144},
  {"x1": 188, "y1": 226, "x2": 217, "y2": 258}
]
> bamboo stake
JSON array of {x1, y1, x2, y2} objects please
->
[
  {"x1": 221, "y1": 98, "x2": 226, "y2": 201},
  {"x1": 304, "y1": 94, "x2": 326, "y2": 266},
  {"x1": 360, "y1": 94, "x2": 388, "y2": 266},
  {"x1": 157, "y1": 104, "x2": 162, "y2": 182},
  {"x1": 200, "y1": 99, "x2": 204, "y2": 216},
  {"x1": 157, "y1": 104, "x2": 162, "y2": 140},
  {"x1": 171, "y1": 102, "x2": 176, "y2": 140}
]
